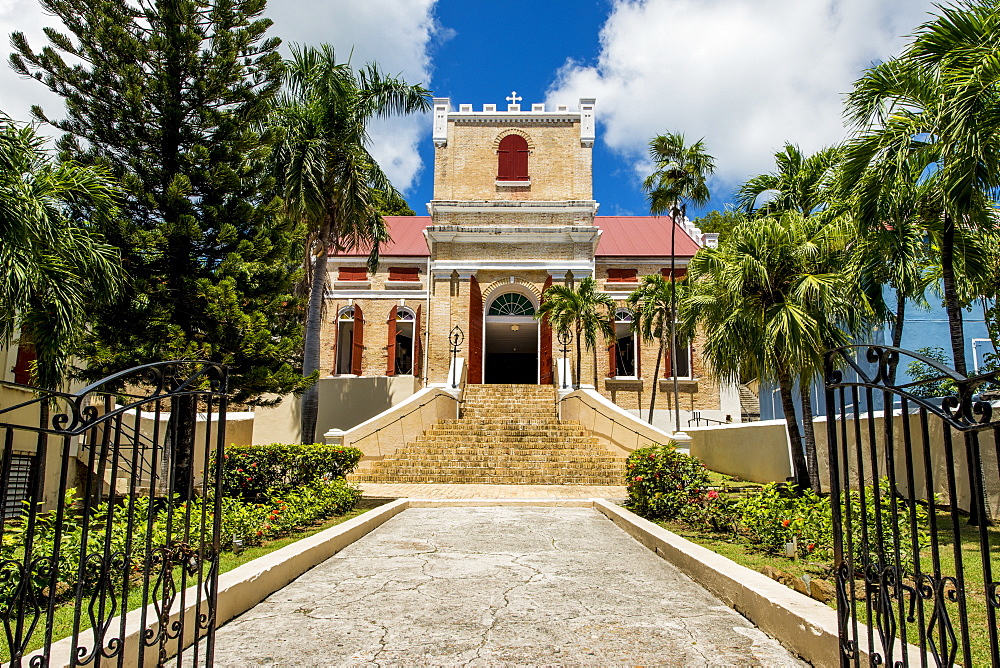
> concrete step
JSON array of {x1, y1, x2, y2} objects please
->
[
  {"x1": 379, "y1": 453, "x2": 622, "y2": 463},
  {"x1": 348, "y1": 473, "x2": 621, "y2": 485}
]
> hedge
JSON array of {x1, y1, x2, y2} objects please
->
[{"x1": 213, "y1": 443, "x2": 363, "y2": 501}]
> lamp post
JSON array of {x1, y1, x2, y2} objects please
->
[
  {"x1": 449, "y1": 325, "x2": 464, "y2": 389},
  {"x1": 557, "y1": 329, "x2": 572, "y2": 390}
]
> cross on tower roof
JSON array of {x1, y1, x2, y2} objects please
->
[{"x1": 506, "y1": 91, "x2": 522, "y2": 105}]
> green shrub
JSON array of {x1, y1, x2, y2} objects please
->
[
  {"x1": 214, "y1": 442, "x2": 362, "y2": 500},
  {"x1": 625, "y1": 442, "x2": 711, "y2": 519},
  {"x1": 841, "y1": 478, "x2": 929, "y2": 574},
  {"x1": 1, "y1": 477, "x2": 362, "y2": 609},
  {"x1": 679, "y1": 490, "x2": 739, "y2": 534},
  {"x1": 736, "y1": 483, "x2": 832, "y2": 558}
]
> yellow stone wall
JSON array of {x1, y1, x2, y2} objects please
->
[{"x1": 433, "y1": 121, "x2": 592, "y2": 201}]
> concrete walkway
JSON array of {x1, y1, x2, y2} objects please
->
[
  {"x1": 211, "y1": 506, "x2": 803, "y2": 666},
  {"x1": 357, "y1": 482, "x2": 628, "y2": 500}
]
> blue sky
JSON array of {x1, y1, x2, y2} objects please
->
[{"x1": 0, "y1": 0, "x2": 943, "y2": 219}]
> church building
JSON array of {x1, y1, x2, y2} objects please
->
[{"x1": 321, "y1": 95, "x2": 740, "y2": 429}]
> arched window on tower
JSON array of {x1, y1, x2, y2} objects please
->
[{"x1": 497, "y1": 134, "x2": 529, "y2": 181}]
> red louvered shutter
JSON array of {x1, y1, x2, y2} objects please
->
[
  {"x1": 539, "y1": 276, "x2": 553, "y2": 384},
  {"x1": 413, "y1": 305, "x2": 422, "y2": 379},
  {"x1": 352, "y1": 304, "x2": 364, "y2": 376},
  {"x1": 608, "y1": 268, "x2": 638, "y2": 283},
  {"x1": 12, "y1": 343, "x2": 35, "y2": 385},
  {"x1": 468, "y1": 277, "x2": 483, "y2": 384},
  {"x1": 339, "y1": 267, "x2": 367, "y2": 281},
  {"x1": 331, "y1": 317, "x2": 339, "y2": 374},
  {"x1": 636, "y1": 332, "x2": 642, "y2": 379},
  {"x1": 386, "y1": 305, "x2": 397, "y2": 376},
  {"x1": 497, "y1": 134, "x2": 529, "y2": 181},
  {"x1": 388, "y1": 267, "x2": 419, "y2": 281}
]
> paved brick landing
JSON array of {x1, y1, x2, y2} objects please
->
[
  {"x1": 357, "y1": 482, "x2": 628, "y2": 500},
  {"x1": 209, "y1": 507, "x2": 803, "y2": 666}
]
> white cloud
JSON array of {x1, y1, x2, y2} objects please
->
[
  {"x1": 0, "y1": 0, "x2": 439, "y2": 193},
  {"x1": 547, "y1": 0, "x2": 940, "y2": 203},
  {"x1": 0, "y1": 0, "x2": 66, "y2": 128},
  {"x1": 266, "y1": 0, "x2": 440, "y2": 194}
]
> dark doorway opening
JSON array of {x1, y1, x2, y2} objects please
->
[{"x1": 485, "y1": 353, "x2": 537, "y2": 383}]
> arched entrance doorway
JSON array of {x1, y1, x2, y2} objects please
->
[{"x1": 484, "y1": 291, "x2": 538, "y2": 383}]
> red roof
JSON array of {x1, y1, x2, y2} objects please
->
[
  {"x1": 330, "y1": 215, "x2": 697, "y2": 258},
  {"x1": 594, "y1": 216, "x2": 699, "y2": 258}
]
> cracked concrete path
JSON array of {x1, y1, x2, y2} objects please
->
[{"x1": 210, "y1": 507, "x2": 804, "y2": 666}]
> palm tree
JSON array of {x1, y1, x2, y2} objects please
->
[
  {"x1": 681, "y1": 210, "x2": 869, "y2": 490},
  {"x1": 536, "y1": 277, "x2": 614, "y2": 390},
  {"x1": 642, "y1": 132, "x2": 715, "y2": 433},
  {"x1": 271, "y1": 45, "x2": 430, "y2": 444},
  {"x1": 842, "y1": 2, "x2": 1000, "y2": 377},
  {"x1": 845, "y1": 166, "x2": 936, "y2": 382},
  {"x1": 627, "y1": 274, "x2": 687, "y2": 425},
  {"x1": 734, "y1": 143, "x2": 841, "y2": 216},
  {"x1": 735, "y1": 142, "x2": 844, "y2": 458},
  {"x1": 0, "y1": 116, "x2": 123, "y2": 392}
]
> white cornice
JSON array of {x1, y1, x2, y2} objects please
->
[
  {"x1": 426, "y1": 226, "x2": 599, "y2": 245},
  {"x1": 427, "y1": 200, "x2": 599, "y2": 216},
  {"x1": 451, "y1": 113, "x2": 580, "y2": 124},
  {"x1": 326, "y1": 290, "x2": 429, "y2": 300},
  {"x1": 431, "y1": 260, "x2": 594, "y2": 273}
]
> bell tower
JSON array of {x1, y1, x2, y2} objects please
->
[{"x1": 424, "y1": 94, "x2": 599, "y2": 385}]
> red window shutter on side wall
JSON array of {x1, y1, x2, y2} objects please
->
[
  {"x1": 468, "y1": 277, "x2": 483, "y2": 384},
  {"x1": 607, "y1": 268, "x2": 637, "y2": 283},
  {"x1": 352, "y1": 304, "x2": 364, "y2": 376},
  {"x1": 339, "y1": 267, "x2": 367, "y2": 281},
  {"x1": 389, "y1": 267, "x2": 419, "y2": 281},
  {"x1": 661, "y1": 268, "x2": 687, "y2": 280},
  {"x1": 12, "y1": 343, "x2": 35, "y2": 385},
  {"x1": 497, "y1": 134, "x2": 529, "y2": 181},
  {"x1": 539, "y1": 276, "x2": 553, "y2": 384},
  {"x1": 386, "y1": 305, "x2": 397, "y2": 376}
]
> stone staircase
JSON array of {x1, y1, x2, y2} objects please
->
[{"x1": 349, "y1": 384, "x2": 625, "y2": 485}]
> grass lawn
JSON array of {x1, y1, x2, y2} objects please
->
[
  {"x1": 656, "y1": 481, "x2": 1000, "y2": 666},
  {"x1": 2, "y1": 507, "x2": 368, "y2": 662}
]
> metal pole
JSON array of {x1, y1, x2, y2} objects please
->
[
  {"x1": 670, "y1": 204, "x2": 682, "y2": 434},
  {"x1": 449, "y1": 325, "x2": 464, "y2": 389},
  {"x1": 557, "y1": 329, "x2": 572, "y2": 390}
]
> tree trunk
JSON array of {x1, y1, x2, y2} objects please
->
[
  {"x1": 169, "y1": 393, "x2": 197, "y2": 501},
  {"x1": 799, "y1": 382, "x2": 820, "y2": 491},
  {"x1": 300, "y1": 246, "x2": 327, "y2": 444},
  {"x1": 889, "y1": 289, "x2": 906, "y2": 385},
  {"x1": 592, "y1": 342, "x2": 598, "y2": 388},
  {"x1": 778, "y1": 368, "x2": 811, "y2": 490},
  {"x1": 670, "y1": 320, "x2": 681, "y2": 433},
  {"x1": 648, "y1": 334, "x2": 663, "y2": 425},
  {"x1": 941, "y1": 213, "x2": 968, "y2": 376}
]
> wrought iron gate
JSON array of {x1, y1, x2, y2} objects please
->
[
  {"x1": 825, "y1": 345, "x2": 1000, "y2": 666},
  {"x1": 0, "y1": 362, "x2": 228, "y2": 667}
]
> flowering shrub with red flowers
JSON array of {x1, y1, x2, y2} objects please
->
[
  {"x1": 212, "y1": 443, "x2": 362, "y2": 501},
  {"x1": 735, "y1": 483, "x2": 832, "y2": 558},
  {"x1": 624, "y1": 442, "x2": 711, "y2": 519}
]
